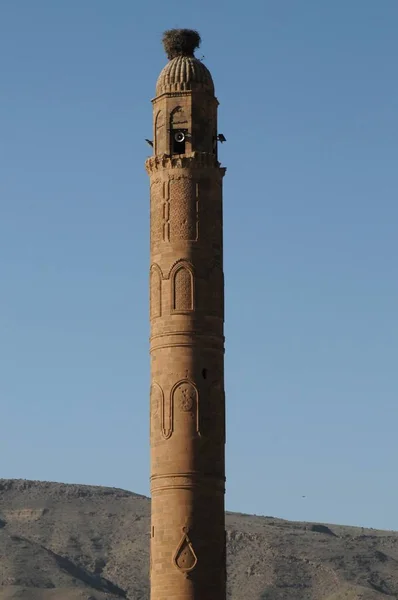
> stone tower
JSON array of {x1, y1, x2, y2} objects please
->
[{"x1": 145, "y1": 29, "x2": 226, "y2": 600}]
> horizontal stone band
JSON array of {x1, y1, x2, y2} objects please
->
[
  {"x1": 145, "y1": 152, "x2": 227, "y2": 175},
  {"x1": 151, "y1": 472, "x2": 225, "y2": 493},
  {"x1": 150, "y1": 341, "x2": 225, "y2": 353},
  {"x1": 150, "y1": 332, "x2": 224, "y2": 352}
]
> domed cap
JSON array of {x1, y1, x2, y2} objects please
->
[{"x1": 156, "y1": 29, "x2": 214, "y2": 96}]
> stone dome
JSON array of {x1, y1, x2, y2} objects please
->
[{"x1": 156, "y1": 55, "x2": 214, "y2": 96}]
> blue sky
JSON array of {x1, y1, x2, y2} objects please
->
[{"x1": 1, "y1": 1, "x2": 397, "y2": 530}]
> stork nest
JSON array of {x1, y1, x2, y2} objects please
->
[{"x1": 162, "y1": 29, "x2": 201, "y2": 60}]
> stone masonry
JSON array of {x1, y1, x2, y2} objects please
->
[{"x1": 145, "y1": 30, "x2": 226, "y2": 600}]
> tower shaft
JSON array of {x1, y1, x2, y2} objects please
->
[{"x1": 146, "y1": 37, "x2": 226, "y2": 600}]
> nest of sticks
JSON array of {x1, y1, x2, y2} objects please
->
[{"x1": 162, "y1": 29, "x2": 201, "y2": 59}]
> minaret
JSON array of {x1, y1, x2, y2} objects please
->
[{"x1": 145, "y1": 29, "x2": 226, "y2": 600}]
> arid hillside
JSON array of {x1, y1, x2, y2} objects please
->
[{"x1": 0, "y1": 479, "x2": 397, "y2": 599}]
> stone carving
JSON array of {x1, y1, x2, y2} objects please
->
[
  {"x1": 173, "y1": 527, "x2": 197, "y2": 574},
  {"x1": 169, "y1": 178, "x2": 198, "y2": 242},
  {"x1": 172, "y1": 380, "x2": 200, "y2": 436},
  {"x1": 162, "y1": 180, "x2": 170, "y2": 242},
  {"x1": 150, "y1": 383, "x2": 163, "y2": 438},
  {"x1": 179, "y1": 386, "x2": 195, "y2": 412},
  {"x1": 171, "y1": 264, "x2": 194, "y2": 312},
  {"x1": 151, "y1": 472, "x2": 225, "y2": 494},
  {"x1": 161, "y1": 389, "x2": 173, "y2": 440},
  {"x1": 150, "y1": 265, "x2": 162, "y2": 319},
  {"x1": 148, "y1": 40, "x2": 226, "y2": 600},
  {"x1": 150, "y1": 179, "x2": 163, "y2": 244},
  {"x1": 150, "y1": 383, "x2": 161, "y2": 416},
  {"x1": 170, "y1": 106, "x2": 188, "y2": 128},
  {"x1": 145, "y1": 153, "x2": 226, "y2": 173}
]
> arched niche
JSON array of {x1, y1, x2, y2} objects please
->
[
  {"x1": 170, "y1": 262, "x2": 194, "y2": 313},
  {"x1": 171, "y1": 380, "x2": 200, "y2": 437},
  {"x1": 154, "y1": 110, "x2": 166, "y2": 154},
  {"x1": 150, "y1": 382, "x2": 163, "y2": 439},
  {"x1": 150, "y1": 264, "x2": 162, "y2": 319}
]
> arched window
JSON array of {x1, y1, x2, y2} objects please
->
[
  {"x1": 154, "y1": 110, "x2": 165, "y2": 154},
  {"x1": 170, "y1": 106, "x2": 188, "y2": 154}
]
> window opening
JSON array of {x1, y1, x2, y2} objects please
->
[{"x1": 172, "y1": 130, "x2": 187, "y2": 154}]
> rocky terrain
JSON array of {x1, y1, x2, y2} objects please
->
[{"x1": 0, "y1": 479, "x2": 397, "y2": 599}]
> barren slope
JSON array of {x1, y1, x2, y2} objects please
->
[{"x1": 0, "y1": 479, "x2": 397, "y2": 599}]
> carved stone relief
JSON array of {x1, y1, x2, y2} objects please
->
[
  {"x1": 173, "y1": 527, "x2": 197, "y2": 574},
  {"x1": 169, "y1": 178, "x2": 198, "y2": 242},
  {"x1": 162, "y1": 180, "x2": 170, "y2": 242},
  {"x1": 145, "y1": 154, "x2": 225, "y2": 175},
  {"x1": 172, "y1": 380, "x2": 200, "y2": 437},
  {"x1": 150, "y1": 179, "x2": 163, "y2": 244},
  {"x1": 161, "y1": 386, "x2": 173, "y2": 440},
  {"x1": 172, "y1": 265, "x2": 194, "y2": 312},
  {"x1": 170, "y1": 106, "x2": 188, "y2": 129},
  {"x1": 150, "y1": 383, "x2": 163, "y2": 438},
  {"x1": 150, "y1": 265, "x2": 162, "y2": 319}
]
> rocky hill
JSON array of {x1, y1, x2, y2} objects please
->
[{"x1": 0, "y1": 479, "x2": 397, "y2": 599}]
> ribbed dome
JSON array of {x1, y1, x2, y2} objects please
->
[{"x1": 156, "y1": 56, "x2": 214, "y2": 96}]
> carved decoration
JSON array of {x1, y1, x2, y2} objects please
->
[
  {"x1": 162, "y1": 180, "x2": 170, "y2": 242},
  {"x1": 179, "y1": 386, "x2": 195, "y2": 412},
  {"x1": 150, "y1": 179, "x2": 163, "y2": 244},
  {"x1": 150, "y1": 265, "x2": 162, "y2": 319},
  {"x1": 171, "y1": 262, "x2": 194, "y2": 312},
  {"x1": 150, "y1": 383, "x2": 163, "y2": 438},
  {"x1": 169, "y1": 177, "x2": 198, "y2": 242},
  {"x1": 161, "y1": 386, "x2": 173, "y2": 440},
  {"x1": 167, "y1": 258, "x2": 192, "y2": 279},
  {"x1": 170, "y1": 106, "x2": 188, "y2": 128},
  {"x1": 174, "y1": 268, "x2": 193, "y2": 311},
  {"x1": 149, "y1": 332, "x2": 224, "y2": 353},
  {"x1": 171, "y1": 380, "x2": 200, "y2": 437},
  {"x1": 150, "y1": 472, "x2": 225, "y2": 494},
  {"x1": 145, "y1": 153, "x2": 226, "y2": 174},
  {"x1": 173, "y1": 527, "x2": 197, "y2": 574}
]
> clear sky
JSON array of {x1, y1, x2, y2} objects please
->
[{"x1": 1, "y1": 1, "x2": 397, "y2": 531}]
